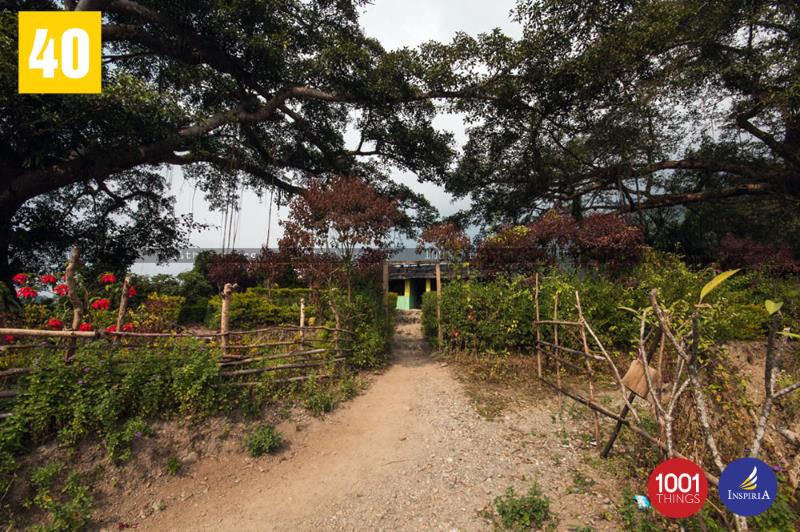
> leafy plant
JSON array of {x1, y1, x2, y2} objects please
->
[
  {"x1": 493, "y1": 483, "x2": 554, "y2": 531},
  {"x1": 165, "y1": 456, "x2": 182, "y2": 475},
  {"x1": 246, "y1": 425, "x2": 283, "y2": 457},
  {"x1": 28, "y1": 465, "x2": 93, "y2": 532}
]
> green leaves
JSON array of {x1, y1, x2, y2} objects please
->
[
  {"x1": 699, "y1": 269, "x2": 739, "y2": 303},
  {"x1": 765, "y1": 300, "x2": 783, "y2": 316}
]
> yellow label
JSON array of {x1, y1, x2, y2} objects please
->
[{"x1": 18, "y1": 11, "x2": 101, "y2": 94}]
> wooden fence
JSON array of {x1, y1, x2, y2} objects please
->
[{"x1": 0, "y1": 278, "x2": 356, "y2": 419}]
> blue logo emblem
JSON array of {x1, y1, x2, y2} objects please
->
[
  {"x1": 719, "y1": 458, "x2": 777, "y2": 516},
  {"x1": 633, "y1": 495, "x2": 651, "y2": 510}
]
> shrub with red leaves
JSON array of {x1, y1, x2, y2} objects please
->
[
  {"x1": 474, "y1": 224, "x2": 545, "y2": 277},
  {"x1": 716, "y1": 234, "x2": 799, "y2": 275},
  {"x1": 574, "y1": 213, "x2": 644, "y2": 270},
  {"x1": 106, "y1": 325, "x2": 117, "y2": 332},
  {"x1": 474, "y1": 211, "x2": 643, "y2": 277},
  {"x1": 100, "y1": 273, "x2": 118, "y2": 284},
  {"x1": 206, "y1": 252, "x2": 252, "y2": 289},
  {"x1": 248, "y1": 247, "x2": 290, "y2": 291},
  {"x1": 127, "y1": 286, "x2": 137, "y2": 298},
  {"x1": 47, "y1": 318, "x2": 63, "y2": 330},
  {"x1": 417, "y1": 223, "x2": 470, "y2": 264},
  {"x1": 121, "y1": 323, "x2": 135, "y2": 332},
  {"x1": 79, "y1": 323, "x2": 93, "y2": 331},
  {"x1": 91, "y1": 298, "x2": 111, "y2": 310},
  {"x1": 12, "y1": 273, "x2": 28, "y2": 285}
]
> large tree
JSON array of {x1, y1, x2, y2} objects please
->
[
  {"x1": 430, "y1": 0, "x2": 800, "y2": 232},
  {"x1": 0, "y1": 0, "x2": 455, "y2": 298}
]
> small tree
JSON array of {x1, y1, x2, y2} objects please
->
[
  {"x1": 249, "y1": 247, "x2": 290, "y2": 299},
  {"x1": 281, "y1": 176, "x2": 402, "y2": 298},
  {"x1": 417, "y1": 223, "x2": 470, "y2": 265}
]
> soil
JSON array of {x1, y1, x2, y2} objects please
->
[{"x1": 76, "y1": 310, "x2": 626, "y2": 531}]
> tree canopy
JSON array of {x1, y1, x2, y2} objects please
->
[
  {"x1": 0, "y1": 0, "x2": 455, "y2": 287},
  {"x1": 431, "y1": 0, "x2": 800, "y2": 235}
]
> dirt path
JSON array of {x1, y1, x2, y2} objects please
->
[{"x1": 115, "y1": 312, "x2": 622, "y2": 531}]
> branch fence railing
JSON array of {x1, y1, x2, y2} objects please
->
[
  {"x1": 433, "y1": 271, "x2": 798, "y2": 519},
  {"x1": 0, "y1": 246, "x2": 357, "y2": 419}
]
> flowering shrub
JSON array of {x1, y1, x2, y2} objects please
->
[
  {"x1": 4, "y1": 335, "x2": 15, "y2": 343},
  {"x1": 105, "y1": 325, "x2": 117, "y2": 333},
  {"x1": 16, "y1": 286, "x2": 38, "y2": 299},
  {"x1": 121, "y1": 323, "x2": 135, "y2": 332},
  {"x1": 78, "y1": 323, "x2": 93, "y2": 332},
  {"x1": 39, "y1": 274, "x2": 57, "y2": 285},
  {"x1": 53, "y1": 284, "x2": 69, "y2": 296},
  {"x1": 127, "y1": 285, "x2": 137, "y2": 298},
  {"x1": 100, "y1": 273, "x2": 117, "y2": 285},
  {"x1": 47, "y1": 318, "x2": 64, "y2": 330},
  {"x1": 90, "y1": 299, "x2": 111, "y2": 311},
  {"x1": 12, "y1": 273, "x2": 29, "y2": 285}
]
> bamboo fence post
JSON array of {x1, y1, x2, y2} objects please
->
[
  {"x1": 332, "y1": 302, "x2": 341, "y2": 359},
  {"x1": 113, "y1": 276, "x2": 130, "y2": 345},
  {"x1": 299, "y1": 297, "x2": 305, "y2": 343},
  {"x1": 220, "y1": 283, "x2": 233, "y2": 357},
  {"x1": 382, "y1": 260, "x2": 389, "y2": 327},
  {"x1": 435, "y1": 262, "x2": 443, "y2": 347},
  {"x1": 64, "y1": 245, "x2": 83, "y2": 363},
  {"x1": 576, "y1": 291, "x2": 601, "y2": 446},
  {"x1": 534, "y1": 273, "x2": 541, "y2": 379},
  {"x1": 553, "y1": 291, "x2": 562, "y2": 411}
]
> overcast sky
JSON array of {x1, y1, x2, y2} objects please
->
[{"x1": 133, "y1": 1, "x2": 522, "y2": 274}]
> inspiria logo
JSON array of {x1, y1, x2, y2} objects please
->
[{"x1": 719, "y1": 458, "x2": 777, "y2": 517}]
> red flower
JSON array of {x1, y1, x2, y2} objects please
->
[
  {"x1": 4, "y1": 335, "x2": 15, "y2": 343},
  {"x1": 127, "y1": 286, "x2": 137, "y2": 298},
  {"x1": 106, "y1": 325, "x2": 117, "y2": 332},
  {"x1": 121, "y1": 323, "x2": 135, "y2": 332},
  {"x1": 16, "y1": 286, "x2": 38, "y2": 299},
  {"x1": 48, "y1": 318, "x2": 64, "y2": 330},
  {"x1": 12, "y1": 273, "x2": 28, "y2": 285},
  {"x1": 452, "y1": 329, "x2": 461, "y2": 338},
  {"x1": 54, "y1": 284, "x2": 69, "y2": 296},
  {"x1": 40, "y1": 274, "x2": 57, "y2": 285},
  {"x1": 91, "y1": 298, "x2": 111, "y2": 310},
  {"x1": 79, "y1": 323, "x2": 93, "y2": 331},
  {"x1": 100, "y1": 273, "x2": 117, "y2": 284}
]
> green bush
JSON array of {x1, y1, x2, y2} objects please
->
[
  {"x1": 493, "y1": 483, "x2": 554, "y2": 531},
  {"x1": 423, "y1": 251, "x2": 800, "y2": 356},
  {"x1": 0, "y1": 339, "x2": 222, "y2": 485},
  {"x1": 245, "y1": 424, "x2": 283, "y2": 457},
  {"x1": 127, "y1": 293, "x2": 185, "y2": 332},
  {"x1": 206, "y1": 286, "x2": 304, "y2": 329},
  {"x1": 28, "y1": 464, "x2": 93, "y2": 532}
]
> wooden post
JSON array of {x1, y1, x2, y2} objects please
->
[
  {"x1": 64, "y1": 245, "x2": 83, "y2": 363},
  {"x1": 601, "y1": 391, "x2": 637, "y2": 458},
  {"x1": 299, "y1": 298, "x2": 305, "y2": 328},
  {"x1": 113, "y1": 276, "x2": 130, "y2": 345},
  {"x1": 534, "y1": 273, "x2": 541, "y2": 379},
  {"x1": 382, "y1": 261, "x2": 389, "y2": 326},
  {"x1": 330, "y1": 301, "x2": 341, "y2": 359},
  {"x1": 435, "y1": 262, "x2": 443, "y2": 347},
  {"x1": 553, "y1": 291, "x2": 562, "y2": 411},
  {"x1": 220, "y1": 283, "x2": 233, "y2": 357},
  {"x1": 576, "y1": 291, "x2": 601, "y2": 446}
]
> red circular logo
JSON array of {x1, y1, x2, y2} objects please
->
[{"x1": 647, "y1": 458, "x2": 708, "y2": 518}]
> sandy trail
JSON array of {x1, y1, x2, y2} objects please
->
[{"x1": 121, "y1": 311, "x2": 619, "y2": 531}]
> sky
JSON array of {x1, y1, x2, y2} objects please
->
[{"x1": 132, "y1": 0, "x2": 522, "y2": 274}]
